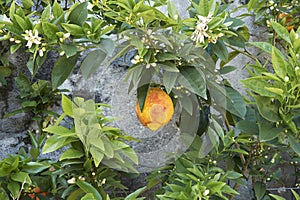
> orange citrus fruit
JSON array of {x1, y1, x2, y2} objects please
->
[
  {"x1": 278, "y1": 13, "x2": 294, "y2": 31},
  {"x1": 28, "y1": 187, "x2": 49, "y2": 200},
  {"x1": 136, "y1": 87, "x2": 174, "y2": 131}
]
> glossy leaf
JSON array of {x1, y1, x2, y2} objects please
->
[
  {"x1": 271, "y1": 20, "x2": 292, "y2": 46},
  {"x1": 212, "y1": 40, "x2": 228, "y2": 61},
  {"x1": 22, "y1": 162, "x2": 51, "y2": 173},
  {"x1": 53, "y1": 1, "x2": 64, "y2": 19},
  {"x1": 60, "y1": 148, "x2": 84, "y2": 161},
  {"x1": 241, "y1": 77, "x2": 281, "y2": 98},
  {"x1": 60, "y1": 44, "x2": 78, "y2": 58},
  {"x1": 249, "y1": 42, "x2": 273, "y2": 54},
  {"x1": 43, "y1": 125, "x2": 76, "y2": 137},
  {"x1": 42, "y1": 22, "x2": 59, "y2": 41},
  {"x1": 62, "y1": 94, "x2": 74, "y2": 117},
  {"x1": 163, "y1": 71, "x2": 178, "y2": 94},
  {"x1": 125, "y1": 186, "x2": 146, "y2": 200},
  {"x1": 52, "y1": 54, "x2": 79, "y2": 88},
  {"x1": 288, "y1": 135, "x2": 300, "y2": 156},
  {"x1": 258, "y1": 121, "x2": 281, "y2": 141},
  {"x1": 68, "y1": 2, "x2": 88, "y2": 26},
  {"x1": 11, "y1": 172, "x2": 31, "y2": 184},
  {"x1": 42, "y1": 135, "x2": 77, "y2": 154},
  {"x1": 76, "y1": 180, "x2": 102, "y2": 200},
  {"x1": 179, "y1": 66, "x2": 207, "y2": 99},
  {"x1": 61, "y1": 23, "x2": 84, "y2": 36},
  {"x1": 7, "y1": 181, "x2": 19, "y2": 199},
  {"x1": 80, "y1": 49, "x2": 107, "y2": 79},
  {"x1": 254, "y1": 182, "x2": 266, "y2": 200},
  {"x1": 253, "y1": 95, "x2": 281, "y2": 122},
  {"x1": 272, "y1": 47, "x2": 287, "y2": 80},
  {"x1": 22, "y1": 0, "x2": 34, "y2": 9},
  {"x1": 225, "y1": 86, "x2": 247, "y2": 118}
]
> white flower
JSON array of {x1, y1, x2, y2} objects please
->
[
  {"x1": 23, "y1": 30, "x2": 41, "y2": 48},
  {"x1": 39, "y1": 49, "x2": 44, "y2": 57},
  {"x1": 284, "y1": 76, "x2": 289, "y2": 82},
  {"x1": 60, "y1": 32, "x2": 71, "y2": 43},
  {"x1": 191, "y1": 14, "x2": 212, "y2": 44},
  {"x1": 203, "y1": 189, "x2": 210, "y2": 196},
  {"x1": 67, "y1": 177, "x2": 76, "y2": 184}
]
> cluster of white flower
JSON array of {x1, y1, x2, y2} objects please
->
[
  {"x1": 131, "y1": 55, "x2": 143, "y2": 64},
  {"x1": 22, "y1": 29, "x2": 47, "y2": 57},
  {"x1": 268, "y1": 0, "x2": 278, "y2": 11},
  {"x1": 191, "y1": 14, "x2": 212, "y2": 44},
  {"x1": 22, "y1": 30, "x2": 41, "y2": 49},
  {"x1": 191, "y1": 13, "x2": 224, "y2": 45}
]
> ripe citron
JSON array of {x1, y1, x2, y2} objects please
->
[{"x1": 136, "y1": 87, "x2": 174, "y2": 131}]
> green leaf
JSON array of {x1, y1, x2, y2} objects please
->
[
  {"x1": 288, "y1": 135, "x2": 300, "y2": 156},
  {"x1": 180, "y1": 92, "x2": 194, "y2": 116},
  {"x1": 99, "y1": 38, "x2": 115, "y2": 56},
  {"x1": 22, "y1": 0, "x2": 34, "y2": 9},
  {"x1": 53, "y1": 1, "x2": 64, "y2": 19},
  {"x1": 271, "y1": 20, "x2": 292, "y2": 46},
  {"x1": 163, "y1": 71, "x2": 178, "y2": 94},
  {"x1": 80, "y1": 49, "x2": 107, "y2": 79},
  {"x1": 11, "y1": 172, "x2": 31, "y2": 184},
  {"x1": 253, "y1": 95, "x2": 281, "y2": 122},
  {"x1": 292, "y1": 189, "x2": 300, "y2": 200},
  {"x1": 15, "y1": 72, "x2": 31, "y2": 98},
  {"x1": 59, "y1": 148, "x2": 84, "y2": 161},
  {"x1": 43, "y1": 125, "x2": 75, "y2": 137},
  {"x1": 76, "y1": 180, "x2": 102, "y2": 200},
  {"x1": 68, "y1": 2, "x2": 88, "y2": 26},
  {"x1": 229, "y1": 148, "x2": 249, "y2": 155},
  {"x1": 206, "y1": 181, "x2": 226, "y2": 194},
  {"x1": 236, "y1": 120, "x2": 259, "y2": 134},
  {"x1": 207, "y1": 127, "x2": 219, "y2": 149},
  {"x1": 137, "y1": 84, "x2": 150, "y2": 112},
  {"x1": 212, "y1": 118, "x2": 224, "y2": 141},
  {"x1": 42, "y1": 22, "x2": 59, "y2": 41},
  {"x1": 219, "y1": 66, "x2": 237, "y2": 74},
  {"x1": 10, "y1": 43, "x2": 22, "y2": 54},
  {"x1": 125, "y1": 186, "x2": 146, "y2": 200},
  {"x1": 42, "y1": 135, "x2": 77, "y2": 154},
  {"x1": 241, "y1": 77, "x2": 282, "y2": 98},
  {"x1": 62, "y1": 94, "x2": 74, "y2": 117},
  {"x1": 14, "y1": 14, "x2": 30, "y2": 31},
  {"x1": 254, "y1": 182, "x2": 266, "y2": 200},
  {"x1": 156, "y1": 52, "x2": 178, "y2": 62},
  {"x1": 22, "y1": 162, "x2": 51, "y2": 173},
  {"x1": 21, "y1": 100, "x2": 37, "y2": 108},
  {"x1": 41, "y1": 5, "x2": 51, "y2": 21},
  {"x1": 248, "y1": 42, "x2": 273, "y2": 54},
  {"x1": 225, "y1": 171, "x2": 242, "y2": 179},
  {"x1": 82, "y1": 193, "x2": 97, "y2": 200},
  {"x1": 60, "y1": 44, "x2": 77, "y2": 58},
  {"x1": 179, "y1": 66, "x2": 207, "y2": 99},
  {"x1": 159, "y1": 63, "x2": 179, "y2": 72},
  {"x1": 90, "y1": 147, "x2": 104, "y2": 167},
  {"x1": 121, "y1": 147, "x2": 139, "y2": 165},
  {"x1": 61, "y1": 23, "x2": 84, "y2": 36},
  {"x1": 258, "y1": 121, "x2": 281, "y2": 141},
  {"x1": 269, "y1": 194, "x2": 286, "y2": 200},
  {"x1": 52, "y1": 54, "x2": 79, "y2": 88},
  {"x1": 272, "y1": 47, "x2": 287, "y2": 80},
  {"x1": 212, "y1": 40, "x2": 228, "y2": 61},
  {"x1": 7, "y1": 181, "x2": 20, "y2": 199},
  {"x1": 225, "y1": 86, "x2": 247, "y2": 118}
]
